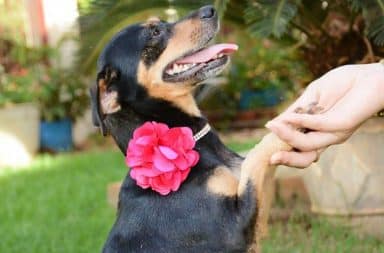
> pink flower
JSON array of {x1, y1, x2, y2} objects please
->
[{"x1": 126, "y1": 122, "x2": 199, "y2": 195}]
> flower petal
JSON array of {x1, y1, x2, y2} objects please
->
[
  {"x1": 135, "y1": 136, "x2": 155, "y2": 145},
  {"x1": 173, "y1": 156, "x2": 188, "y2": 170},
  {"x1": 180, "y1": 168, "x2": 191, "y2": 181},
  {"x1": 153, "y1": 148, "x2": 175, "y2": 172},
  {"x1": 158, "y1": 145, "x2": 178, "y2": 160},
  {"x1": 152, "y1": 122, "x2": 169, "y2": 137},
  {"x1": 151, "y1": 177, "x2": 171, "y2": 195},
  {"x1": 170, "y1": 171, "x2": 182, "y2": 191},
  {"x1": 186, "y1": 150, "x2": 200, "y2": 167},
  {"x1": 133, "y1": 122, "x2": 155, "y2": 139}
]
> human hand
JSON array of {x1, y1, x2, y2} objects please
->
[{"x1": 266, "y1": 62, "x2": 384, "y2": 168}]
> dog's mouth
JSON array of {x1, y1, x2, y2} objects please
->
[{"x1": 162, "y1": 43, "x2": 238, "y2": 82}]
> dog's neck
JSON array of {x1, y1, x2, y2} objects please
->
[
  {"x1": 104, "y1": 106, "x2": 239, "y2": 164},
  {"x1": 104, "y1": 105, "x2": 208, "y2": 151}
]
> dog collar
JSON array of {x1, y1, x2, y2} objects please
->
[{"x1": 193, "y1": 123, "x2": 211, "y2": 141}]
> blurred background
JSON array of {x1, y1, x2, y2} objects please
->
[{"x1": 0, "y1": 0, "x2": 383, "y2": 252}]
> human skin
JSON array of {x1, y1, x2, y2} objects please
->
[{"x1": 266, "y1": 62, "x2": 384, "y2": 168}]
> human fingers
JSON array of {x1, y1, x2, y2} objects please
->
[
  {"x1": 279, "y1": 113, "x2": 346, "y2": 132},
  {"x1": 270, "y1": 150, "x2": 319, "y2": 168},
  {"x1": 265, "y1": 120, "x2": 341, "y2": 151},
  {"x1": 279, "y1": 75, "x2": 379, "y2": 132}
]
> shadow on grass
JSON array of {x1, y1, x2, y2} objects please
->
[{"x1": 0, "y1": 150, "x2": 126, "y2": 253}]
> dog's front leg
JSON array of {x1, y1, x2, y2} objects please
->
[
  {"x1": 239, "y1": 103, "x2": 323, "y2": 252},
  {"x1": 238, "y1": 133, "x2": 291, "y2": 252}
]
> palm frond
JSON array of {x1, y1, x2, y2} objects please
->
[
  {"x1": 347, "y1": 0, "x2": 365, "y2": 11},
  {"x1": 245, "y1": 0, "x2": 299, "y2": 38},
  {"x1": 368, "y1": 16, "x2": 384, "y2": 45},
  {"x1": 214, "y1": 0, "x2": 231, "y2": 20}
]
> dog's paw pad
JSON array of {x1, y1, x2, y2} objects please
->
[
  {"x1": 294, "y1": 102, "x2": 323, "y2": 133},
  {"x1": 294, "y1": 102, "x2": 323, "y2": 115}
]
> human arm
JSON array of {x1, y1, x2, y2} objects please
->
[{"x1": 266, "y1": 62, "x2": 384, "y2": 168}]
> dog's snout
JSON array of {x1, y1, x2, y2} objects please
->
[{"x1": 198, "y1": 5, "x2": 216, "y2": 19}]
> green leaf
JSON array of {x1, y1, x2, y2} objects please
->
[
  {"x1": 347, "y1": 0, "x2": 365, "y2": 11},
  {"x1": 368, "y1": 16, "x2": 384, "y2": 45},
  {"x1": 215, "y1": 0, "x2": 231, "y2": 20},
  {"x1": 375, "y1": 0, "x2": 384, "y2": 13},
  {"x1": 245, "y1": 0, "x2": 299, "y2": 38}
]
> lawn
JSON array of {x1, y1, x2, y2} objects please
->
[{"x1": 0, "y1": 141, "x2": 383, "y2": 253}]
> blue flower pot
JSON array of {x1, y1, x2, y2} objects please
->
[
  {"x1": 239, "y1": 87, "x2": 283, "y2": 110},
  {"x1": 40, "y1": 119, "x2": 73, "y2": 152}
]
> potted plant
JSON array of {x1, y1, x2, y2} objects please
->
[
  {"x1": 0, "y1": 63, "x2": 40, "y2": 168},
  {"x1": 0, "y1": 33, "x2": 54, "y2": 167},
  {"x1": 36, "y1": 66, "x2": 89, "y2": 152}
]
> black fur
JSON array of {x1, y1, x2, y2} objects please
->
[{"x1": 90, "y1": 6, "x2": 259, "y2": 253}]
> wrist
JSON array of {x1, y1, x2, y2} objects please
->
[
  {"x1": 375, "y1": 60, "x2": 384, "y2": 108},
  {"x1": 378, "y1": 60, "x2": 384, "y2": 116}
]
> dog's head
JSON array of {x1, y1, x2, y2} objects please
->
[{"x1": 90, "y1": 5, "x2": 237, "y2": 150}]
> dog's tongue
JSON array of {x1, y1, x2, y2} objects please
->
[{"x1": 175, "y1": 43, "x2": 238, "y2": 64}]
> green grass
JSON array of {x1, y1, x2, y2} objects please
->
[
  {"x1": 0, "y1": 143, "x2": 383, "y2": 253},
  {"x1": 0, "y1": 150, "x2": 126, "y2": 253},
  {"x1": 227, "y1": 139, "x2": 259, "y2": 153},
  {"x1": 263, "y1": 213, "x2": 384, "y2": 253}
]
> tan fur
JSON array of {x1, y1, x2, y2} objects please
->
[
  {"x1": 143, "y1": 17, "x2": 161, "y2": 27},
  {"x1": 197, "y1": 132, "x2": 292, "y2": 252},
  {"x1": 98, "y1": 79, "x2": 121, "y2": 114},
  {"x1": 137, "y1": 61, "x2": 201, "y2": 116},
  {"x1": 243, "y1": 103, "x2": 321, "y2": 252},
  {"x1": 137, "y1": 17, "x2": 205, "y2": 117},
  {"x1": 239, "y1": 133, "x2": 291, "y2": 252},
  {"x1": 207, "y1": 166, "x2": 238, "y2": 197},
  {"x1": 202, "y1": 133, "x2": 291, "y2": 252}
]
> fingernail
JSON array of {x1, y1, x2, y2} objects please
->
[
  {"x1": 265, "y1": 121, "x2": 273, "y2": 129},
  {"x1": 270, "y1": 153, "x2": 280, "y2": 165}
]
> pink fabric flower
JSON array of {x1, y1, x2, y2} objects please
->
[{"x1": 126, "y1": 122, "x2": 199, "y2": 195}]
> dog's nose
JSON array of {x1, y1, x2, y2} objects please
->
[{"x1": 199, "y1": 5, "x2": 216, "y2": 19}]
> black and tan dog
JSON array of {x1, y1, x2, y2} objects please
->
[{"x1": 90, "y1": 5, "x2": 301, "y2": 253}]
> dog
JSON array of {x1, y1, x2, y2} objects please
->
[{"x1": 90, "y1": 5, "x2": 310, "y2": 253}]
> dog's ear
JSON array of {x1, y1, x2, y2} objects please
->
[{"x1": 90, "y1": 66, "x2": 121, "y2": 136}]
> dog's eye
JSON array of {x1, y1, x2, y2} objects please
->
[{"x1": 151, "y1": 27, "x2": 162, "y2": 37}]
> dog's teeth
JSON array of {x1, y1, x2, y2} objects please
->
[
  {"x1": 218, "y1": 53, "x2": 224, "y2": 58},
  {"x1": 182, "y1": 65, "x2": 189, "y2": 71},
  {"x1": 166, "y1": 63, "x2": 196, "y2": 76}
]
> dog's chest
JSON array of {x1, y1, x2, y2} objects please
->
[{"x1": 106, "y1": 177, "x2": 248, "y2": 253}]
